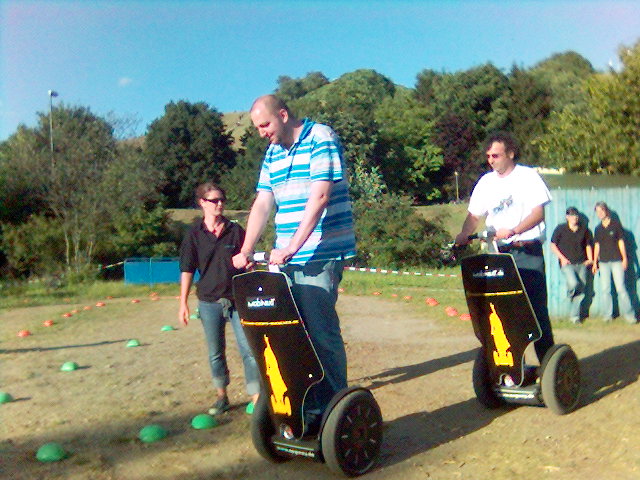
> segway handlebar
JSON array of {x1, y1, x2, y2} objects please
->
[
  {"x1": 467, "y1": 229, "x2": 498, "y2": 253},
  {"x1": 252, "y1": 251, "x2": 269, "y2": 263},
  {"x1": 251, "y1": 252, "x2": 281, "y2": 273},
  {"x1": 467, "y1": 229, "x2": 496, "y2": 242}
]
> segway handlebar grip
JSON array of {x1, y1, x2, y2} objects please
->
[
  {"x1": 252, "y1": 252, "x2": 281, "y2": 273},
  {"x1": 252, "y1": 252, "x2": 269, "y2": 263},
  {"x1": 469, "y1": 229, "x2": 496, "y2": 241}
]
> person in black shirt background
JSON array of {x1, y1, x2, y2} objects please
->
[
  {"x1": 179, "y1": 182, "x2": 260, "y2": 415},
  {"x1": 550, "y1": 207, "x2": 593, "y2": 324},
  {"x1": 592, "y1": 201, "x2": 637, "y2": 324}
]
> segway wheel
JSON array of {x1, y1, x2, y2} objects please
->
[
  {"x1": 251, "y1": 393, "x2": 291, "y2": 463},
  {"x1": 472, "y1": 348, "x2": 504, "y2": 408},
  {"x1": 540, "y1": 344, "x2": 581, "y2": 415},
  {"x1": 321, "y1": 389, "x2": 383, "y2": 477}
]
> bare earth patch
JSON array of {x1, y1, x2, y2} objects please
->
[{"x1": 1, "y1": 293, "x2": 639, "y2": 479}]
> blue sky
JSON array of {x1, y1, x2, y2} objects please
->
[{"x1": 1, "y1": 0, "x2": 639, "y2": 140}]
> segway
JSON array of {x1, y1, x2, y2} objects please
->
[
  {"x1": 232, "y1": 254, "x2": 383, "y2": 476},
  {"x1": 460, "y1": 232, "x2": 581, "y2": 415}
]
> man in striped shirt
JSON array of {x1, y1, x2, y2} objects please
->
[{"x1": 232, "y1": 95, "x2": 356, "y2": 434}]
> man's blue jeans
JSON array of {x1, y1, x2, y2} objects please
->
[
  {"x1": 560, "y1": 263, "x2": 587, "y2": 322},
  {"x1": 502, "y1": 243, "x2": 554, "y2": 362},
  {"x1": 281, "y1": 259, "x2": 348, "y2": 416},
  {"x1": 198, "y1": 300, "x2": 260, "y2": 395},
  {"x1": 598, "y1": 261, "x2": 635, "y2": 323}
]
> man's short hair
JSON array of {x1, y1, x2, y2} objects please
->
[
  {"x1": 566, "y1": 207, "x2": 579, "y2": 216},
  {"x1": 483, "y1": 131, "x2": 520, "y2": 160},
  {"x1": 251, "y1": 94, "x2": 291, "y2": 115}
]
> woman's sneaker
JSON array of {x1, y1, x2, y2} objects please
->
[{"x1": 208, "y1": 396, "x2": 230, "y2": 415}]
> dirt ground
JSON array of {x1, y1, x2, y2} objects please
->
[{"x1": 2, "y1": 291, "x2": 640, "y2": 480}]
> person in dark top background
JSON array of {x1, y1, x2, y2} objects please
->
[
  {"x1": 550, "y1": 206, "x2": 593, "y2": 324},
  {"x1": 179, "y1": 182, "x2": 260, "y2": 415},
  {"x1": 592, "y1": 201, "x2": 637, "y2": 324}
]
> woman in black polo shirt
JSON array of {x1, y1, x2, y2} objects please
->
[
  {"x1": 178, "y1": 182, "x2": 260, "y2": 414},
  {"x1": 592, "y1": 201, "x2": 636, "y2": 323}
]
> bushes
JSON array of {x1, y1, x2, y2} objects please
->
[
  {"x1": 352, "y1": 193, "x2": 450, "y2": 269},
  {"x1": 1, "y1": 215, "x2": 66, "y2": 278}
]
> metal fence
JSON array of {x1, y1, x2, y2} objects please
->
[{"x1": 124, "y1": 257, "x2": 183, "y2": 285}]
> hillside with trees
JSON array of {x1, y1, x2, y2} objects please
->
[{"x1": 1, "y1": 40, "x2": 639, "y2": 281}]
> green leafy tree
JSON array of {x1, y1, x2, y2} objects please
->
[
  {"x1": 220, "y1": 128, "x2": 268, "y2": 209},
  {"x1": 0, "y1": 106, "x2": 172, "y2": 278},
  {"x1": 353, "y1": 193, "x2": 450, "y2": 268},
  {"x1": 374, "y1": 89, "x2": 443, "y2": 201},
  {"x1": 538, "y1": 41, "x2": 640, "y2": 173},
  {"x1": 432, "y1": 113, "x2": 482, "y2": 202},
  {"x1": 416, "y1": 63, "x2": 510, "y2": 136},
  {"x1": 292, "y1": 69, "x2": 395, "y2": 199},
  {"x1": 1, "y1": 215, "x2": 65, "y2": 277},
  {"x1": 530, "y1": 51, "x2": 594, "y2": 114},
  {"x1": 145, "y1": 101, "x2": 236, "y2": 207},
  {"x1": 97, "y1": 144, "x2": 176, "y2": 261},
  {"x1": 276, "y1": 72, "x2": 329, "y2": 103},
  {"x1": 0, "y1": 125, "x2": 47, "y2": 225},
  {"x1": 500, "y1": 66, "x2": 552, "y2": 163}
]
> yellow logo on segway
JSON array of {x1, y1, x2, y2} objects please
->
[
  {"x1": 489, "y1": 303, "x2": 514, "y2": 366},
  {"x1": 263, "y1": 335, "x2": 292, "y2": 416}
]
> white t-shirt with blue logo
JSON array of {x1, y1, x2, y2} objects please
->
[{"x1": 468, "y1": 164, "x2": 552, "y2": 243}]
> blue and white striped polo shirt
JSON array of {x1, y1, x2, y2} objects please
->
[{"x1": 256, "y1": 119, "x2": 356, "y2": 264}]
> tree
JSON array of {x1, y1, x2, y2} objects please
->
[
  {"x1": 292, "y1": 69, "x2": 396, "y2": 199},
  {"x1": 97, "y1": 143, "x2": 176, "y2": 261},
  {"x1": 538, "y1": 41, "x2": 640, "y2": 173},
  {"x1": 374, "y1": 89, "x2": 443, "y2": 201},
  {"x1": 145, "y1": 101, "x2": 236, "y2": 207},
  {"x1": 276, "y1": 72, "x2": 329, "y2": 103},
  {"x1": 352, "y1": 193, "x2": 450, "y2": 268},
  {"x1": 414, "y1": 63, "x2": 510, "y2": 187},
  {"x1": 530, "y1": 51, "x2": 594, "y2": 114},
  {"x1": 416, "y1": 63, "x2": 510, "y2": 135},
  {"x1": 220, "y1": 128, "x2": 267, "y2": 209},
  {"x1": 0, "y1": 125, "x2": 47, "y2": 225},
  {"x1": 501, "y1": 66, "x2": 552, "y2": 163},
  {"x1": 432, "y1": 113, "x2": 482, "y2": 202},
  {"x1": 0, "y1": 105, "x2": 171, "y2": 278}
]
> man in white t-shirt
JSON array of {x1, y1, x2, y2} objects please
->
[{"x1": 455, "y1": 131, "x2": 554, "y2": 361}]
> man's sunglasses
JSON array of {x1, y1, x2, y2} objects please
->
[{"x1": 202, "y1": 197, "x2": 226, "y2": 205}]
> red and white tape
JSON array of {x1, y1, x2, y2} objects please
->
[{"x1": 345, "y1": 266, "x2": 459, "y2": 278}]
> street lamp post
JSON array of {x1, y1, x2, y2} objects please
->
[
  {"x1": 454, "y1": 171, "x2": 459, "y2": 203},
  {"x1": 48, "y1": 89, "x2": 59, "y2": 172}
]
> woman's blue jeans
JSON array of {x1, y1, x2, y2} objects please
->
[
  {"x1": 560, "y1": 263, "x2": 587, "y2": 321},
  {"x1": 598, "y1": 261, "x2": 635, "y2": 322},
  {"x1": 198, "y1": 300, "x2": 260, "y2": 396}
]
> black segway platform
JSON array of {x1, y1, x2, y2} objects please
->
[
  {"x1": 461, "y1": 252, "x2": 581, "y2": 414},
  {"x1": 233, "y1": 269, "x2": 383, "y2": 476}
]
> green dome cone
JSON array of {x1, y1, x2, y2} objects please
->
[
  {"x1": 138, "y1": 424, "x2": 167, "y2": 443},
  {"x1": 0, "y1": 391, "x2": 14, "y2": 404},
  {"x1": 191, "y1": 413, "x2": 219, "y2": 429},
  {"x1": 126, "y1": 339, "x2": 141, "y2": 347},
  {"x1": 60, "y1": 361, "x2": 79, "y2": 372},
  {"x1": 36, "y1": 442, "x2": 67, "y2": 462},
  {"x1": 245, "y1": 402, "x2": 255, "y2": 415},
  {"x1": 160, "y1": 325, "x2": 175, "y2": 332}
]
